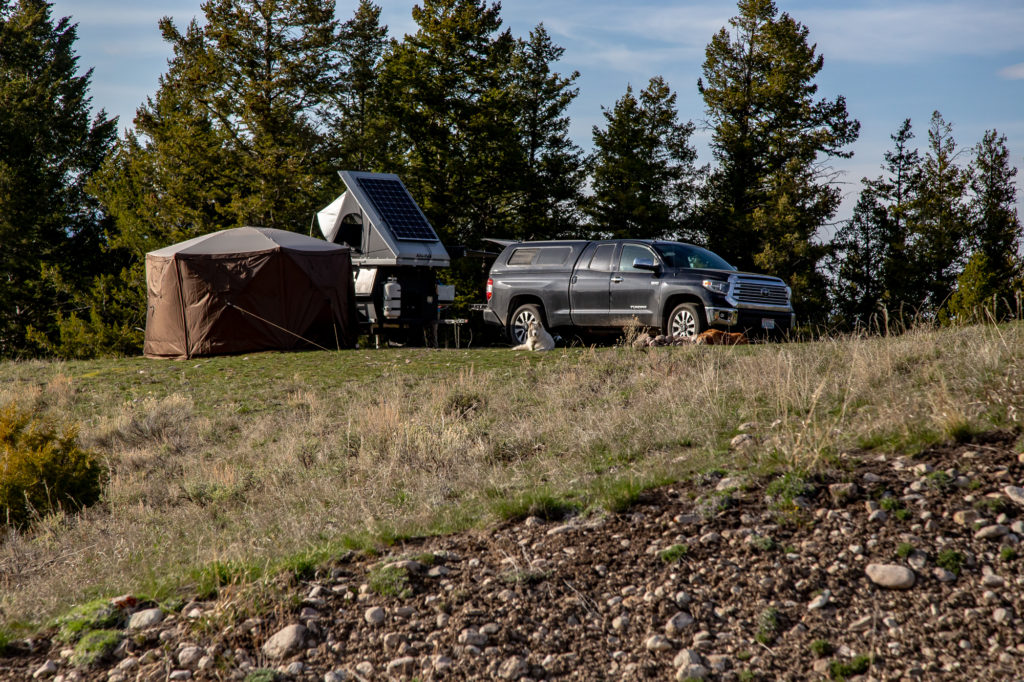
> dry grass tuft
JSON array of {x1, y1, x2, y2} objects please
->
[{"x1": 1, "y1": 322, "x2": 1023, "y2": 626}]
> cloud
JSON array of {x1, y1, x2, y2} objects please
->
[{"x1": 999, "y1": 62, "x2": 1024, "y2": 79}]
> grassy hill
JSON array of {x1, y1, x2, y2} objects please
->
[{"x1": 2, "y1": 324, "x2": 1023, "y2": 633}]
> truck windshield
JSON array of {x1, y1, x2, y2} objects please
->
[{"x1": 654, "y1": 243, "x2": 735, "y2": 271}]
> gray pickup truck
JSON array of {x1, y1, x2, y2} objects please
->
[{"x1": 482, "y1": 239, "x2": 794, "y2": 344}]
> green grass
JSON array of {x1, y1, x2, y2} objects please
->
[
  {"x1": 829, "y1": 654, "x2": 872, "y2": 681},
  {"x1": 367, "y1": 564, "x2": 412, "y2": 599},
  {"x1": 3, "y1": 323, "x2": 1024, "y2": 631},
  {"x1": 71, "y1": 628, "x2": 122, "y2": 667},
  {"x1": 936, "y1": 549, "x2": 965, "y2": 575},
  {"x1": 810, "y1": 639, "x2": 834, "y2": 657},
  {"x1": 658, "y1": 544, "x2": 690, "y2": 563},
  {"x1": 896, "y1": 542, "x2": 915, "y2": 559},
  {"x1": 1001, "y1": 547, "x2": 1018, "y2": 562},
  {"x1": 755, "y1": 607, "x2": 780, "y2": 645}
]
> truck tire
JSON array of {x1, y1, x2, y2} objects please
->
[
  {"x1": 508, "y1": 303, "x2": 543, "y2": 345},
  {"x1": 667, "y1": 303, "x2": 704, "y2": 339}
]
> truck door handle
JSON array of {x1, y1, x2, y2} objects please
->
[
  {"x1": 610, "y1": 276, "x2": 623, "y2": 283},
  {"x1": 571, "y1": 275, "x2": 578, "y2": 284}
]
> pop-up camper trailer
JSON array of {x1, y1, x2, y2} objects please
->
[{"x1": 316, "y1": 171, "x2": 454, "y2": 344}]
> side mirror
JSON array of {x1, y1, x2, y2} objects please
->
[{"x1": 632, "y1": 258, "x2": 659, "y2": 272}]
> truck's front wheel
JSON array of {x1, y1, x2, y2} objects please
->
[
  {"x1": 508, "y1": 303, "x2": 543, "y2": 345},
  {"x1": 668, "y1": 303, "x2": 704, "y2": 339}
]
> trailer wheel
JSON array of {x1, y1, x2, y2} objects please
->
[
  {"x1": 668, "y1": 303, "x2": 704, "y2": 339},
  {"x1": 508, "y1": 303, "x2": 543, "y2": 345}
]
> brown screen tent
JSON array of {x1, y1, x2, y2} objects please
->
[{"x1": 144, "y1": 227, "x2": 358, "y2": 359}]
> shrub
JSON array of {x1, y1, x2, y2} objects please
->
[
  {"x1": 810, "y1": 639, "x2": 834, "y2": 657},
  {"x1": 0, "y1": 404, "x2": 103, "y2": 528}
]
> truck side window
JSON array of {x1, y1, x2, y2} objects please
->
[
  {"x1": 618, "y1": 244, "x2": 656, "y2": 272},
  {"x1": 535, "y1": 246, "x2": 572, "y2": 265},
  {"x1": 587, "y1": 244, "x2": 615, "y2": 271},
  {"x1": 507, "y1": 248, "x2": 538, "y2": 266}
]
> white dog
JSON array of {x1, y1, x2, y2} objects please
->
[{"x1": 513, "y1": 320, "x2": 555, "y2": 351}]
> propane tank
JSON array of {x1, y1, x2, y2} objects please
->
[{"x1": 383, "y1": 276, "x2": 402, "y2": 320}]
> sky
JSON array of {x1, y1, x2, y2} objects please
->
[{"x1": 48, "y1": 0, "x2": 1024, "y2": 228}]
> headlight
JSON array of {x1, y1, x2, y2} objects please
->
[{"x1": 702, "y1": 279, "x2": 729, "y2": 295}]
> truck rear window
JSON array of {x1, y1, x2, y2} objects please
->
[{"x1": 507, "y1": 248, "x2": 538, "y2": 265}]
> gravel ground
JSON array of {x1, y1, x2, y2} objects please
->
[{"x1": 4, "y1": 431, "x2": 1024, "y2": 681}]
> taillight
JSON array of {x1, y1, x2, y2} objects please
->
[{"x1": 486, "y1": 278, "x2": 493, "y2": 301}]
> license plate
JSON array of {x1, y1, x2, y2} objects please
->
[{"x1": 761, "y1": 318, "x2": 775, "y2": 330}]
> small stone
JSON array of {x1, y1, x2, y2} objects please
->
[
  {"x1": 128, "y1": 608, "x2": 164, "y2": 630},
  {"x1": 975, "y1": 524, "x2": 1009, "y2": 540},
  {"x1": 862, "y1": 472, "x2": 883, "y2": 484},
  {"x1": 850, "y1": 615, "x2": 874, "y2": 632},
  {"x1": 866, "y1": 564, "x2": 916, "y2": 589},
  {"x1": 868, "y1": 510, "x2": 888, "y2": 523},
  {"x1": 355, "y1": 662, "x2": 374, "y2": 677},
  {"x1": 994, "y1": 608, "x2": 1012, "y2": 624},
  {"x1": 738, "y1": 421, "x2": 758, "y2": 432},
  {"x1": 498, "y1": 656, "x2": 529, "y2": 680},
  {"x1": 286, "y1": 662, "x2": 305, "y2": 676},
  {"x1": 665, "y1": 612, "x2": 694, "y2": 636},
  {"x1": 364, "y1": 607, "x2": 386, "y2": 626},
  {"x1": 676, "y1": 664, "x2": 709, "y2": 680},
  {"x1": 177, "y1": 647, "x2": 202, "y2": 668},
  {"x1": 730, "y1": 433, "x2": 755, "y2": 450},
  {"x1": 611, "y1": 615, "x2": 629, "y2": 631},
  {"x1": 807, "y1": 590, "x2": 830, "y2": 610},
  {"x1": 386, "y1": 657, "x2": 416, "y2": 676},
  {"x1": 383, "y1": 559, "x2": 424, "y2": 574},
  {"x1": 673, "y1": 649, "x2": 702, "y2": 667},
  {"x1": 432, "y1": 655, "x2": 453, "y2": 672},
  {"x1": 645, "y1": 634, "x2": 675, "y2": 652},
  {"x1": 829, "y1": 482, "x2": 858, "y2": 502},
  {"x1": 261, "y1": 624, "x2": 306, "y2": 660},
  {"x1": 933, "y1": 568, "x2": 957, "y2": 582},
  {"x1": 168, "y1": 672, "x2": 191, "y2": 681},
  {"x1": 458, "y1": 629, "x2": 488, "y2": 647},
  {"x1": 32, "y1": 660, "x2": 58, "y2": 679},
  {"x1": 982, "y1": 574, "x2": 1006, "y2": 588},
  {"x1": 716, "y1": 477, "x2": 743, "y2": 492},
  {"x1": 1004, "y1": 486, "x2": 1024, "y2": 506},
  {"x1": 953, "y1": 510, "x2": 980, "y2": 526},
  {"x1": 383, "y1": 632, "x2": 407, "y2": 652}
]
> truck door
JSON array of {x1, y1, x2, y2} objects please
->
[
  {"x1": 609, "y1": 243, "x2": 659, "y2": 326},
  {"x1": 569, "y1": 243, "x2": 616, "y2": 326}
]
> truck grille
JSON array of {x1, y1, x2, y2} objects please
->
[{"x1": 733, "y1": 278, "x2": 789, "y2": 307}]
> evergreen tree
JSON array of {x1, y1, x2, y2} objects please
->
[
  {"x1": 506, "y1": 24, "x2": 585, "y2": 240},
  {"x1": 379, "y1": 0, "x2": 518, "y2": 248},
  {"x1": 0, "y1": 0, "x2": 116, "y2": 356},
  {"x1": 332, "y1": 0, "x2": 391, "y2": 172},
  {"x1": 946, "y1": 129, "x2": 1022, "y2": 321},
  {"x1": 587, "y1": 77, "x2": 700, "y2": 240},
  {"x1": 909, "y1": 111, "x2": 970, "y2": 317},
  {"x1": 698, "y1": 0, "x2": 859, "y2": 318},
  {"x1": 827, "y1": 119, "x2": 920, "y2": 327},
  {"x1": 96, "y1": 0, "x2": 343, "y2": 248}
]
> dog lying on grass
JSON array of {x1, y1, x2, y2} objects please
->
[
  {"x1": 632, "y1": 329, "x2": 750, "y2": 348},
  {"x1": 694, "y1": 329, "x2": 749, "y2": 345},
  {"x1": 513, "y1": 320, "x2": 556, "y2": 351}
]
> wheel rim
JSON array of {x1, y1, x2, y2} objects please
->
[
  {"x1": 512, "y1": 309, "x2": 538, "y2": 343},
  {"x1": 671, "y1": 309, "x2": 696, "y2": 337}
]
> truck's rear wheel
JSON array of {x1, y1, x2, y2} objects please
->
[
  {"x1": 668, "y1": 303, "x2": 704, "y2": 338},
  {"x1": 509, "y1": 303, "x2": 543, "y2": 345}
]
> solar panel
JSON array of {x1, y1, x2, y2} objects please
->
[{"x1": 355, "y1": 177, "x2": 439, "y2": 242}]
